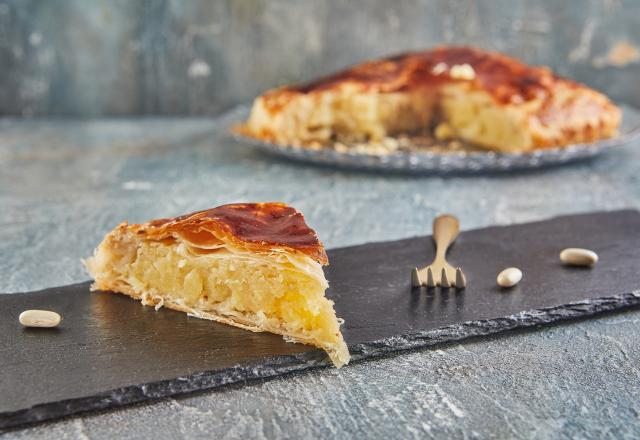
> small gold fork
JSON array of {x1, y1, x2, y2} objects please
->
[{"x1": 411, "y1": 214, "x2": 466, "y2": 289}]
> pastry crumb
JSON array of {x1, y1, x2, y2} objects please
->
[
  {"x1": 449, "y1": 63, "x2": 476, "y2": 80},
  {"x1": 435, "y1": 122, "x2": 456, "y2": 140},
  {"x1": 432, "y1": 62, "x2": 448, "y2": 75}
]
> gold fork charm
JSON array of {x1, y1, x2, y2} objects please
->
[{"x1": 411, "y1": 214, "x2": 466, "y2": 289}]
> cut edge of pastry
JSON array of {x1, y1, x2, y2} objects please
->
[{"x1": 85, "y1": 203, "x2": 350, "y2": 368}]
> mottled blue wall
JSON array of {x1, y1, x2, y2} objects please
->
[{"x1": 1, "y1": 0, "x2": 639, "y2": 116}]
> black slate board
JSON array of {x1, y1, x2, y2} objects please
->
[{"x1": 2, "y1": 210, "x2": 640, "y2": 429}]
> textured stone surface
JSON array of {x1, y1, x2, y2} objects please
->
[
  {"x1": 1, "y1": 0, "x2": 640, "y2": 116},
  {"x1": 2, "y1": 115, "x2": 640, "y2": 438}
]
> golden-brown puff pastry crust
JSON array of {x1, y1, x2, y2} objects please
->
[
  {"x1": 289, "y1": 46, "x2": 570, "y2": 103},
  {"x1": 123, "y1": 203, "x2": 328, "y2": 265},
  {"x1": 239, "y1": 46, "x2": 621, "y2": 152}
]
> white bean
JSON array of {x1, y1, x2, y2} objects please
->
[
  {"x1": 560, "y1": 248, "x2": 598, "y2": 267},
  {"x1": 19, "y1": 310, "x2": 61, "y2": 328},
  {"x1": 497, "y1": 267, "x2": 523, "y2": 288}
]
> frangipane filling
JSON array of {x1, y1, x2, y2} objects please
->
[{"x1": 89, "y1": 234, "x2": 344, "y2": 355}]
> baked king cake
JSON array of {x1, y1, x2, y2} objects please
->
[{"x1": 238, "y1": 46, "x2": 621, "y2": 153}]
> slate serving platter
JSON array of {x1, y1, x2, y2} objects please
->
[{"x1": 2, "y1": 210, "x2": 640, "y2": 430}]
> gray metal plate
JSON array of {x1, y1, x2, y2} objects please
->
[{"x1": 228, "y1": 104, "x2": 640, "y2": 173}]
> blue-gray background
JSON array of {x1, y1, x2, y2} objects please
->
[{"x1": 1, "y1": 0, "x2": 640, "y2": 117}]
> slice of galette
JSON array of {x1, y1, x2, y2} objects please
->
[{"x1": 85, "y1": 202, "x2": 349, "y2": 367}]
